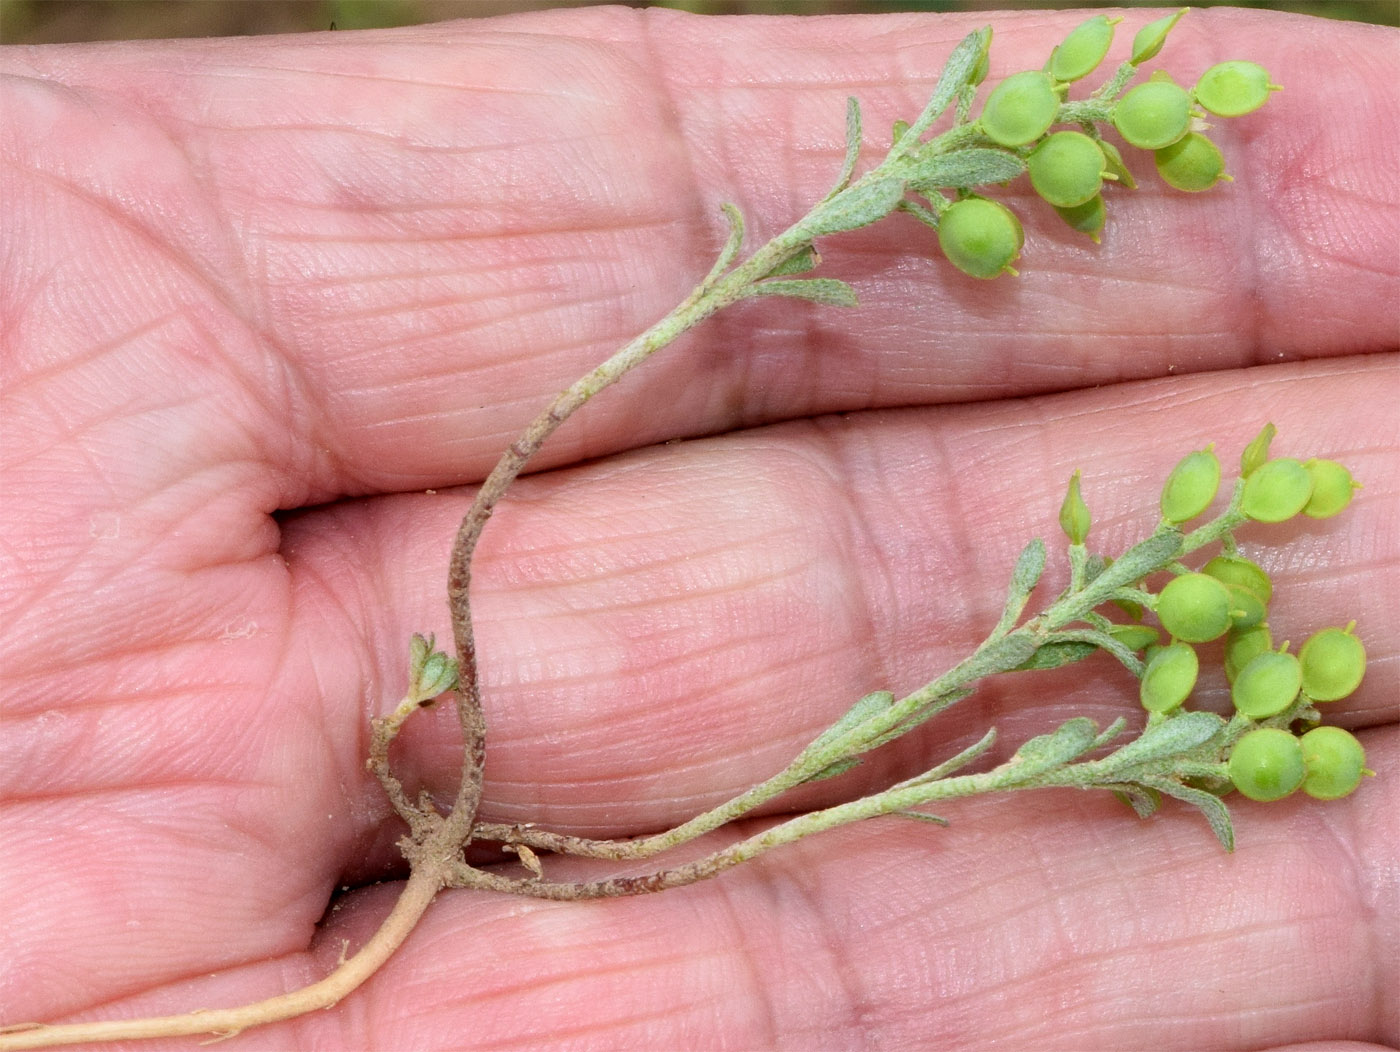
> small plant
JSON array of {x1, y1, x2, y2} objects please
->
[{"x1": 4, "y1": 12, "x2": 1367, "y2": 1051}]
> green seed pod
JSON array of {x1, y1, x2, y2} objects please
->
[
  {"x1": 1097, "y1": 139, "x2": 1137, "y2": 190},
  {"x1": 1240, "y1": 422, "x2": 1277, "y2": 478},
  {"x1": 1299, "y1": 726, "x2": 1367, "y2": 800},
  {"x1": 1299, "y1": 624, "x2": 1366, "y2": 702},
  {"x1": 1130, "y1": 8, "x2": 1187, "y2": 66},
  {"x1": 1110, "y1": 623, "x2": 1160, "y2": 652},
  {"x1": 1113, "y1": 79, "x2": 1192, "y2": 150},
  {"x1": 1156, "y1": 572, "x2": 1233, "y2": 643},
  {"x1": 1224, "y1": 623, "x2": 1273, "y2": 683},
  {"x1": 1231, "y1": 650, "x2": 1303, "y2": 719},
  {"x1": 1202, "y1": 554, "x2": 1271, "y2": 630},
  {"x1": 1159, "y1": 446, "x2": 1221, "y2": 523},
  {"x1": 1155, "y1": 133, "x2": 1231, "y2": 193},
  {"x1": 937, "y1": 197, "x2": 1024, "y2": 280},
  {"x1": 1194, "y1": 61, "x2": 1279, "y2": 118},
  {"x1": 1140, "y1": 640, "x2": 1199, "y2": 713},
  {"x1": 1028, "y1": 132, "x2": 1107, "y2": 208},
  {"x1": 1053, "y1": 194, "x2": 1107, "y2": 242},
  {"x1": 1202, "y1": 555, "x2": 1273, "y2": 605},
  {"x1": 1051, "y1": 15, "x2": 1119, "y2": 83},
  {"x1": 1241, "y1": 458, "x2": 1314, "y2": 522},
  {"x1": 1302, "y1": 458, "x2": 1359, "y2": 518},
  {"x1": 1059, "y1": 469, "x2": 1091, "y2": 544},
  {"x1": 1228, "y1": 727, "x2": 1305, "y2": 802},
  {"x1": 979, "y1": 70, "x2": 1060, "y2": 147}
]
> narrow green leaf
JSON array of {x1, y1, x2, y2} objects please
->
[
  {"x1": 747, "y1": 278, "x2": 858, "y2": 308},
  {"x1": 1101, "y1": 710, "x2": 1225, "y2": 773},
  {"x1": 795, "y1": 177, "x2": 905, "y2": 240},
  {"x1": 994, "y1": 537, "x2": 1045, "y2": 635},
  {"x1": 823, "y1": 96, "x2": 863, "y2": 201},
  {"x1": 1147, "y1": 779, "x2": 1236, "y2": 851},
  {"x1": 807, "y1": 757, "x2": 863, "y2": 782},
  {"x1": 701, "y1": 202, "x2": 746, "y2": 288},
  {"x1": 762, "y1": 245, "x2": 820, "y2": 279},
  {"x1": 807, "y1": 690, "x2": 894, "y2": 754},
  {"x1": 1012, "y1": 639, "x2": 1099, "y2": 672},
  {"x1": 1111, "y1": 783, "x2": 1162, "y2": 818},
  {"x1": 889, "y1": 727, "x2": 997, "y2": 791},
  {"x1": 897, "y1": 27, "x2": 993, "y2": 150},
  {"x1": 908, "y1": 147, "x2": 1026, "y2": 191},
  {"x1": 1005, "y1": 717, "x2": 1101, "y2": 781},
  {"x1": 859, "y1": 687, "x2": 975, "y2": 753}
]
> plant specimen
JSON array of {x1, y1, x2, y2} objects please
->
[{"x1": 1, "y1": 11, "x2": 1375, "y2": 1050}]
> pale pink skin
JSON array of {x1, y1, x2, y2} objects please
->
[{"x1": 2, "y1": 6, "x2": 1397, "y2": 1049}]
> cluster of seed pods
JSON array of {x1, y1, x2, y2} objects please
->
[
  {"x1": 1101, "y1": 429, "x2": 1369, "y2": 804},
  {"x1": 930, "y1": 10, "x2": 1281, "y2": 279}
]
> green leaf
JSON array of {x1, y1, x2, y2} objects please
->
[
  {"x1": 807, "y1": 690, "x2": 894, "y2": 754},
  {"x1": 908, "y1": 147, "x2": 1027, "y2": 191},
  {"x1": 994, "y1": 537, "x2": 1046, "y2": 634},
  {"x1": 1005, "y1": 717, "x2": 1101, "y2": 781},
  {"x1": 808, "y1": 756, "x2": 863, "y2": 782},
  {"x1": 1147, "y1": 779, "x2": 1236, "y2": 851},
  {"x1": 897, "y1": 26, "x2": 993, "y2": 149},
  {"x1": 1088, "y1": 529, "x2": 1184, "y2": 595},
  {"x1": 701, "y1": 202, "x2": 746, "y2": 288},
  {"x1": 890, "y1": 727, "x2": 998, "y2": 791},
  {"x1": 1100, "y1": 710, "x2": 1225, "y2": 773},
  {"x1": 824, "y1": 96, "x2": 863, "y2": 201},
  {"x1": 795, "y1": 177, "x2": 905, "y2": 240},
  {"x1": 747, "y1": 278, "x2": 858, "y2": 308},
  {"x1": 762, "y1": 245, "x2": 820, "y2": 279},
  {"x1": 859, "y1": 687, "x2": 975, "y2": 753},
  {"x1": 1012, "y1": 639, "x2": 1099, "y2": 671},
  {"x1": 1111, "y1": 783, "x2": 1161, "y2": 818}
]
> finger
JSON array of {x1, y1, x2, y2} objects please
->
[
  {"x1": 58, "y1": 728, "x2": 1398, "y2": 1050},
  {"x1": 280, "y1": 357, "x2": 1397, "y2": 853},
  {"x1": 7, "y1": 9, "x2": 1396, "y2": 501}
]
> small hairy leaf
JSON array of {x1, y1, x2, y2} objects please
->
[
  {"x1": 1013, "y1": 639, "x2": 1099, "y2": 671},
  {"x1": 908, "y1": 147, "x2": 1027, "y2": 190},
  {"x1": 824, "y1": 96, "x2": 863, "y2": 200},
  {"x1": 796, "y1": 177, "x2": 905, "y2": 239},
  {"x1": 1006, "y1": 717, "x2": 1101, "y2": 780},
  {"x1": 747, "y1": 277, "x2": 858, "y2": 307},
  {"x1": 1147, "y1": 779, "x2": 1237, "y2": 851},
  {"x1": 1101, "y1": 711, "x2": 1226, "y2": 773}
]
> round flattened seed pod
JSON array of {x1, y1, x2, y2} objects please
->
[
  {"x1": 1054, "y1": 194, "x2": 1107, "y2": 242},
  {"x1": 1140, "y1": 641, "x2": 1198, "y2": 713},
  {"x1": 937, "y1": 197, "x2": 1024, "y2": 280},
  {"x1": 1029, "y1": 131, "x2": 1107, "y2": 208},
  {"x1": 1231, "y1": 650, "x2": 1303, "y2": 719},
  {"x1": 980, "y1": 70, "x2": 1060, "y2": 147},
  {"x1": 1194, "y1": 61, "x2": 1277, "y2": 117},
  {"x1": 1113, "y1": 79, "x2": 1192, "y2": 150},
  {"x1": 1051, "y1": 14, "x2": 1118, "y2": 83},
  {"x1": 1160, "y1": 447, "x2": 1221, "y2": 523},
  {"x1": 1240, "y1": 458, "x2": 1314, "y2": 523},
  {"x1": 1302, "y1": 458, "x2": 1359, "y2": 518},
  {"x1": 1299, "y1": 625, "x2": 1366, "y2": 702},
  {"x1": 1155, "y1": 133, "x2": 1229, "y2": 193},
  {"x1": 1224, "y1": 623, "x2": 1272, "y2": 684},
  {"x1": 1156, "y1": 572, "x2": 1233, "y2": 643},
  {"x1": 1228, "y1": 727, "x2": 1305, "y2": 802},
  {"x1": 1299, "y1": 726, "x2": 1367, "y2": 800},
  {"x1": 1202, "y1": 556, "x2": 1273, "y2": 605}
]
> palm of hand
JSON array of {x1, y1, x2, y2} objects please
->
[{"x1": 2, "y1": 9, "x2": 1397, "y2": 1049}]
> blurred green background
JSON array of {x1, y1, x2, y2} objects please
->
[{"x1": 2, "y1": 0, "x2": 1394, "y2": 44}]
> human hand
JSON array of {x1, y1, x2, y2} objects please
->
[{"x1": 2, "y1": 7, "x2": 1397, "y2": 1049}]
